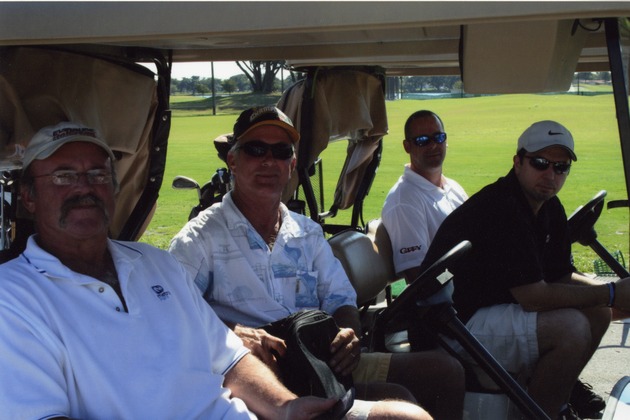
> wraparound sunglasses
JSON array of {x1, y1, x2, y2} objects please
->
[
  {"x1": 408, "y1": 132, "x2": 447, "y2": 147},
  {"x1": 526, "y1": 156, "x2": 571, "y2": 175},
  {"x1": 236, "y1": 141, "x2": 294, "y2": 160}
]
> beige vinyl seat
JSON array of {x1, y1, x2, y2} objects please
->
[
  {"x1": 329, "y1": 219, "x2": 413, "y2": 354},
  {"x1": 328, "y1": 219, "x2": 401, "y2": 308}
]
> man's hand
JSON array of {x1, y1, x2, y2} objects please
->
[
  {"x1": 328, "y1": 327, "x2": 360, "y2": 376},
  {"x1": 233, "y1": 325, "x2": 287, "y2": 368}
]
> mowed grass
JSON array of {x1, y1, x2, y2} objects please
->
[{"x1": 141, "y1": 93, "x2": 629, "y2": 274}]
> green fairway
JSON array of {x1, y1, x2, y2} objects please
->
[{"x1": 141, "y1": 93, "x2": 629, "y2": 274}]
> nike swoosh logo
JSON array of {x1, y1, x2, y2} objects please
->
[{"x1": 548, "y1": 130, "x2": 563, "y2": 135}]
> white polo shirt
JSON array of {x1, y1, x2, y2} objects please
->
[
  {"x1": 382, "y1": 164, "x2": 468, "y2": 275},
  {"x1": 0, "y1": 237, "x2": 252, "y2": 419}
]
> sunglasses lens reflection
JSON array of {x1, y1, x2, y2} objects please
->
[
  {"x1": 413, "y1": 132, "x2": 447, "y2": 146},
  {"x1": 527, "y1": 157, "x2": 570, "y2": 174},
  {"x1": 240, "y1": 141, "x2": 294, "y2": 160}
]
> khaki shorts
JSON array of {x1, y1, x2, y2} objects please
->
[
  {"x1": 347, "y1": 353, "x2": 394, "y2": 419},
  {"x1": 352, "y1": 352, "x2": 392, "y2": 383}
]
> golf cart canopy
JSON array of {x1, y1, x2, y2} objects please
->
[
  {"x1": 1, "y1": 1, "x2": 630, "y2": 247},
  {"x1": 1, "y1": 2, "x2": 628, "y2": 93}
]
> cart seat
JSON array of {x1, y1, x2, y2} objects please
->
[{"x1": 329, "y1": 219, "x2": 401, "y2": 308}]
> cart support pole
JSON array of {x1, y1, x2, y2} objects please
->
[
  {"x1": 434, "y1": 305, "x2": 550, "y2": 420},
  {"x1": 605, "y1": 18, "x2": 630, "y2": 254}
]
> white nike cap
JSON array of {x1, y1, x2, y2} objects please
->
[{"x1": 517, "y1": 120, "x2": 577, "y2": 161}]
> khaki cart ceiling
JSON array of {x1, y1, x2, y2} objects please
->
[
  {"x1": 2, "y1": 1, "x2": 630, "y2": 247},
  {"x1": 0, "y1": 2, "x2": 629, "y2": 92}
]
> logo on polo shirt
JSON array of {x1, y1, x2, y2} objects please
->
[
  {"x1": 151, "y1": 285, "x2": 171, "y2": 301},
  {"x1": 399, "y1": 245, "x2": 421, "y2": 254}
]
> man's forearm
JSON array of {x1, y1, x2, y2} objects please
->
[
  {"x1": 224, "y1": 353, "x2": 295, "y2": 419},
  {"x1": 512, "y1": 279, "x2": 612, "y2": 311}
]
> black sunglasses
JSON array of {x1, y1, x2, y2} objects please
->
[
  {"x1": 408, "y1": 132, "x2": 447, "y2": 147},
  {"x1": 526, "y1": 156, "x2": 571, "y2": 175},
  {"x1": 236, "y1": 140, "x2": 294, "y2": 160}
]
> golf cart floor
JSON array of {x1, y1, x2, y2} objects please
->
[{"x1": 580, "y1": 319, "x2": 630, "y2": 419}]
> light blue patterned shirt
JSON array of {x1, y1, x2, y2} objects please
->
[{"x1": 169, "y1": 192, "x2": 357, "y2": 327}]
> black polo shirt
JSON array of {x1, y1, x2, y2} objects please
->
[{"x1": 420, "y1": 169, "x2": 575, "y2": 323}]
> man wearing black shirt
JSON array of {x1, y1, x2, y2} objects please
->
[{"x1": 421, "y1": 121, "x2": 630, "y2": 419}]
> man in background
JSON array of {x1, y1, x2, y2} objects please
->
[{"x1": 382, "y1": 110, "x2": 467, "y2": 284}]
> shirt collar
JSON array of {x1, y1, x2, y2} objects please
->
[
  {"x1": 22, "y1": 235, "x2": 142, "y2": 281},
  {"x1": 403, "y1": 164, "x2": 450, "y2": 192},
  {"x1": 222, "y1": 190, "x2": 302, "y2": 241}
]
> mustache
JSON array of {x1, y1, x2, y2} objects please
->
[{"x1": 59, "y1": 194, "x2": 110, "y2": 226}]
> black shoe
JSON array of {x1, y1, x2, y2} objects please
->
[
  {"x1": 569, "y1": 380, "x2": 605, "y2": 418},
  {"x1": 558, "y1": 404, "x2": 582, "y2": 420}
]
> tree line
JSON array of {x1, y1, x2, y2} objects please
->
[
  {"x1": 171, "y1": 73, "x2": 464, "y2": 96},
  {"x1": 171, "y1": 60, "x2": 295, "y2": 95},
  {"x1": 170, "y1": 61, "x2": 611, "y2": 96}
]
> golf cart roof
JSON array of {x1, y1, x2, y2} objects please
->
[
  {"x1": 1, "y1": 2, "x2": 629, "y2": 92},
  {"x1": 2, "y1": 1, "x2": 630, "y2": 248}
]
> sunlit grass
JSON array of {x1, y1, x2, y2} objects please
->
[{"x1": 142, "y1": 93, "x2": 628, "y2": 273}]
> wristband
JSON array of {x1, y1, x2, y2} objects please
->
[{"x1": 607, "y1": 282, "x2": 616, "y2": 307}]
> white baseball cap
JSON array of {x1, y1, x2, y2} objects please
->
[
  {"x1": 23, "y1": 122, "x2": 115, "y2": 171},
  {"x1": 517, "y1": 120, "x2": 577, "y2": 161}
]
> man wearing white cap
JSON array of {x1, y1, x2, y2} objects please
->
[
  {"x1": 0, "y1": 121, "x2": 342, "y2": 419},
  {"x1": 420, "y1": 120, "x2": 630, "y2": 419}
]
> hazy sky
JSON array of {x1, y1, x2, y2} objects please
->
[{"x1": 170, "y1": 61, "x2": 241, "y2": 79}]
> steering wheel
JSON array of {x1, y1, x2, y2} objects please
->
[
  {"x1": 370, "y1": 240, "x2": 471, "y2": 347},
  {"x1": 567, "y1": 190, "x2": 607, "y2": 246}
]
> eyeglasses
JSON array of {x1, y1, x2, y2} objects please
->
[
  {"x1": 236, "y1": 140, "x2": 294, "y2": 160},
  {"x1": 526, "y1": 156, "x2": 571, "y2": 175},
  {"x1": 32, "y1": 169, "x2": 113, "y2": 186},
  {"x1": 408, "y1": 132, "x2": 447, "y2": 147}
]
